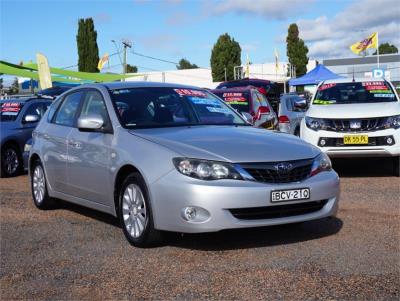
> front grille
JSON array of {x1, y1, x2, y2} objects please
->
[
  {"x1": 324, "y1": 117, "x2": 386, "y2": 132},
  {"x1": 229, "y1": 200, "x2": 328, "y2": 220},
  {"x1": 318, "y1": 136, "x2": 395, "y2": 147},
  {"x1": 241, "y1": 159, "x2": 313, "y2": 183}
]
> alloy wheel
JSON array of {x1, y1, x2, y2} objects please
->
[{"x1": 122, "y1": 184, "x2": 147, "y2": 238}]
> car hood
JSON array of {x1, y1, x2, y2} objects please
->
[
  {"x1": 307, "y1": 101, "x2": 400, "y2": 119},
  {"x1": 129, "y1": 126, "x2": 319, "y2": 163}
]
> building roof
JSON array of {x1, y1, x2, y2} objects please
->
[{"x1": 323, "y1": 54, "x2": 400, "y2": 66}]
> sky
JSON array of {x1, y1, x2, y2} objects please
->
[{"x1": 0, "y1": 0, "x2": 399, "y2": 75}]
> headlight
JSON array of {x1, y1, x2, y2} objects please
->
[
  {"x1": 383, "y1": 115, "x2": 400, "y2": 129},
  {"x1": 24, "y1": 143, "x2": 32, "y2": 152},
  {"x1": 305, "y1": 117, "x2": 327, "y2": 131},
  {"x1": 173, "y1": 158, "x2": 243, "y2": 180},
  {"x1": 310, "y1": 152, "x2": 332, "y2": 177}
]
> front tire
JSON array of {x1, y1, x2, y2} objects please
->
[
  {"x1": 31, "y1": 159, "x2": 53, "y2": 209},
  {"x1": 1, "y1": 144, "x2": 21, "y2": 177},
  {"x1": 118, "y1": 173, "x2": 163, "y2": 247},
  {"x1": 393, "y1": 156, "x2": 400, "y2": 177}
]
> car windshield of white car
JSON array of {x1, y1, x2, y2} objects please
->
[
  {"x1": 0, "y1": 102, "x2": 24, "y2": 122},
  {"x1": 110, "y1": 87, "x2": 248, "y2": 128},
  {"x1": 313, "y1": 81, "x2": 397, "y2": 105}
]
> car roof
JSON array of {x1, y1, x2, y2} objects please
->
[
  {"x1": 100, "y1": 81, "x2": 201, "y2": 90},
  {"x1": 0, "y1": 96, "x2": 49, "y2": 104},
  {"x1": 219, "y1": 78, "x2": 275, "y2": 85},
  {"x1": 321, "y1": 77, "x2": 390, "y2": 84},
  {"x1": 211, "y1": 87, "x2": 254, "y2": 93}
]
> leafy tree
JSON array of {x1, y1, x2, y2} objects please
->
[
  {"x1": 176, "y1": 58, "x2": 199, "y2": 70},
  {"x1": 373, "y1": 43, "x2": 398, "y2": 55},
  {"x1": 76, "y1": 18, "x2": 100, "y2": 73},
  {"x1": 286, "y1": 23, "x2": 309, "y2": 77},
  {"x1": 10, "y1": 77, "x2": 19, "y2": 94},
  {"x1": 210, "y1": 33, "x2": 241, "y2": 81},
  {"x1": 126, "y1": 64, "x2": 138, "y2": 73}
]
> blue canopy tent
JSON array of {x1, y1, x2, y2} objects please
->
[{"x1": 289, "y1": 64, "x2": 343, "y2": 86}]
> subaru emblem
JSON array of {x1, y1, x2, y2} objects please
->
[{"x1": 274, "y1": 162, "x2": 293, "y2": 174}]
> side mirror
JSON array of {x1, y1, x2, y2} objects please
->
[
  {"x1": 294, "y1": 99, "x2": 307, "y2": 111},
  {"x1": 77, "y1": 114, "x2": 104, "y2": 131},
  {"x1": 241, "y1": 112, "x2": 254, "y2": 125},
  {"x1": 24, "y1": 114, "x2": 40, "y2": 123}
]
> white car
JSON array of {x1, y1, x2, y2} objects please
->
[{"x1": 300, "y1": 78, "x2": 400, "y2": 176}]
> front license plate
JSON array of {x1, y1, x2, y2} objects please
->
[
  {"x1": 271, "y1": 188, "x2": 310, "y2": 203},
  {"x1": 343, "y1": 135, "x2": 368, "y2": 144}
]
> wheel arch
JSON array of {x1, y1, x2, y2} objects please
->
[{"x1": 113, "y1": 164, "x2": 146, "y2": 216}]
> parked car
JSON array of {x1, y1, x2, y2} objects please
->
[
  {"x1": 278, "y1": 93, "x2": 308, "y2": 136},
  {"x1": 23, "y1": 138, "x2": 32, "y2": 172},
  {"x1": 1, "y1": 97, "x2": 51, "y2": 177},
  {"x1": 300, "y1": 78, "x2": 400, "y2": 176},
  {"x1": 211, "y1": 87, "x2": 278, "y2": 129},
  {"x1": 215, "y1": 78, "x2": 281, "y2": 113},
  {"x1": 29, "y1": 82, "x2": 340, "y2": 247},
  {"x1": 37, "y1": 86, "x2": 72, "y2": 99}
]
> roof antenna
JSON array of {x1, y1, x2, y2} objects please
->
[{"x1": 352, "y1": 66, "x2": 355, "y2": 82}]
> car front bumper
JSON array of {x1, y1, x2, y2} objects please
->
[
  {"x1": 149, "y1": 169, "x2": 340, "y2": 233},
  {"x1": 301, "y1": 121, "x2": 400, "y2": 158}
]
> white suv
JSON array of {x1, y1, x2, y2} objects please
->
[{"x1": 301, "y1": 78, "x2": 400, "y2": 176}]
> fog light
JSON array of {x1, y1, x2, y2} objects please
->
[
  {"x1": 183, "y1": 207, "x2": 197, "y2": 221},
  {"x1": 320, "y1": 139, "x2": 326, "y2": 146},
  {"x1": 386, "y1": 137, "x2": 393, "y2": 145}
]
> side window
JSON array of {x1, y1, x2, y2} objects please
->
[
  {"x1": 79, "y1": 90, "x2": 110, "y2": 126},
  {"x1": 252, "y1": 91, "x2": 261, "y2": 112},
  {"x1": 23, "y1": 102, "x2": 49, "y2": 120},
  {"x1": 54, "y1": 91, "x2": 83, "y2": 126}
]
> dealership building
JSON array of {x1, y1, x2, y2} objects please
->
[{"x1": 323, "y1": 53, "x2": 400, "y2": 86}]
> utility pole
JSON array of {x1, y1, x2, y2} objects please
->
[{"x1": 122, "y1": 40, "x2": 132, "y2": 81}]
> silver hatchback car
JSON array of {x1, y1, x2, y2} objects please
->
[
  {"x1": 278, "y1": 94, "x2": 308, "y2": 136},
  {"x1": 29, "y1": 82, "x2": 340, "y2": 247}
]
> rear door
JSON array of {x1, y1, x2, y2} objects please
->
[
  {"x1": 43, "y1": 91, "x2": 83, "y2": 192},
  {"x1": 65, "y1": 89, "x2": 113, "y2": 206}
]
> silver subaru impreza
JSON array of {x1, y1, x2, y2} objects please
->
[{"x1": 29, "y1": 82, "x2": 339, "y2": 247}]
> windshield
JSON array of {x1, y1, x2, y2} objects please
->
[
  {"x1": 213, "y1": 91, "x2": 250, "y2": 113},
  {"x1": 110, "y1": 87, "x2": 247, "y2": 129},
  {"x1": 313, "y1": 81, "x2": 397, "y2": 104},
  {"x1": 0, "y1": 102, "x2": 23, "y2": 122}
]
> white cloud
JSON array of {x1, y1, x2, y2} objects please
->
[
  {"x1": 297, "y1": 0, "x2": 400, "y2": 59},
  {"x1": 208, "y1": 0, "x2": 315, "y2": 20}
]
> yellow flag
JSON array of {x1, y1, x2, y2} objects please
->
[
  {"x1": 350, "y1": 32, "x2": 378, "y2": 55},
  {"x1": 274, "y1": 48, "x2": 279, "y2": 71},
  {"x1": 36, "y1": 53, "x2": 52, "y2": 89},
  {"x1": 245, "y1": 54, "x2": 250, "y2": 78},
  {"x1": 97, "y1": 53, "x2": 109, "y2": 71}
]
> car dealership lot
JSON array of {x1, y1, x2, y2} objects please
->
[{"x1": 1, "y1": 158, "x2": 399, "y2": 300}]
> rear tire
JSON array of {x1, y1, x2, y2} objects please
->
[
  {"x1": 393, "y1": 156, "x2": 400, "y2": 177},
  {"x1": 294, "y1": 127, "x2": 300, "y2": 137},
  {"x1": 118, "y1": 172, "x2": 163, "y2": 247},
  {"x1": 1, "y1": 144, "x2": 21, "y2": 178},
  {"x1": 31, "y1": 159, "x2": 54, "y2": 209}
]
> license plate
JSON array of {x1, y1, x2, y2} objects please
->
[
  {"x1": 343, "y1": 135, "x2": 368, "y2": 144},
  {"x1": 271, "y1": 188, "x2": 310, "y2": 203}
]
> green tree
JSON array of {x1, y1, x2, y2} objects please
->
[
  {"x1": 286, "y1": 23, "x2": 309, "y2": 77},
  {"x1": 210, "y1": 33, "x2": 241, "y2": 81},
  {"x1": 176, "y1": 58, "x2": 199, "y2": 70},
  {"x1": 10, "y1": 77, "x2": 19, "y2": 94},
  {"x1": 126, "y1": 64, "x2": 138, "y2": 73},
  {"x1": 373, "y1": 43, "x2": 398, "y2": 55},
  {"x1": 76, "y1": 18, "x2": 100, "y2": 73}
]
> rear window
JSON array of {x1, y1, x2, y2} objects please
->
[
  {"x1": 0, "y1": 102, "x2": 23, "y2": 122},
  {"x1": 217, "y1": 81, "x2": 275, "y2": 94},
  {"x1": 213, "y1": 91, "x2": 250, "y2": 113},
  {"x1": 314, "y1": 81, "x2": 397, "y2": 104}
]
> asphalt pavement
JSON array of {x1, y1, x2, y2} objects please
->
[{"x1": 1, "y1": 157, "x2": 399, "y2": 300}]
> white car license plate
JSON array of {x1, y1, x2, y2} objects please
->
[{"x1": 271, "y1": 188, "x2": 310, "y2": 202}]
